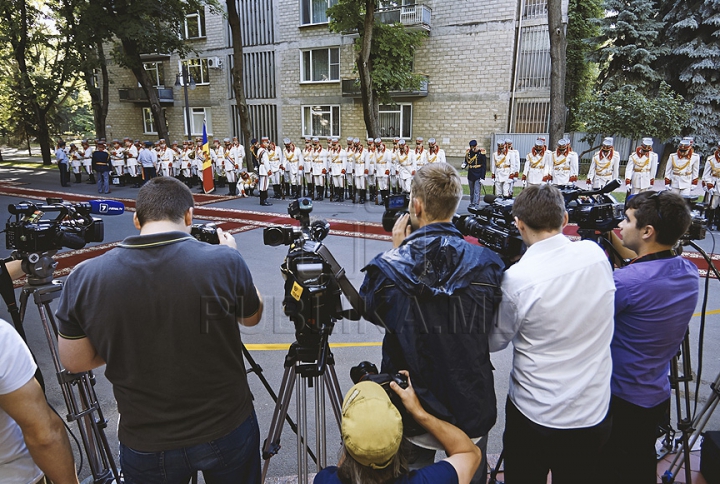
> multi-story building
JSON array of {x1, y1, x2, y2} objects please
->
[{"x1": 106, "y1": 0, "x2": 566, "y2": 159}]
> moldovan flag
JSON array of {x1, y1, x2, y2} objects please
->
[{"x1": 202, "y1": 121, "x2": 214, "y2": 194}]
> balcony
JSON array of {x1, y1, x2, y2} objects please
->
[
  {"x1": 376, "y1": 4, "x2": 432, "y2": 31},
  {"x1": 342, "y1": 76, "x2": 429, "y2": 98},
  {"x1": 118, "y1": 87, "x2": 175, "y2": 105}
]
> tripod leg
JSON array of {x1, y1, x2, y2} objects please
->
[
  {"x1": 316, "y1": 375, "x2": 326, "y2": 470},
  {"x1": 261, "y1": 365, "x2": 298, "y2": 482},
  {"x1": 297, "y1": 375, "x2": 308, "y2": 484},
  {"x1": 324, "y1": 365, "x2": 343, "y2": 430}
]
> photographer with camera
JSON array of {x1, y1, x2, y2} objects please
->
[
  {"x1": 490, "y1": 184, "x2": 615, "y2": 484},
  {"x1": 360, "y1": 163, "x2": 504, "y2": 484},
  {"x1": 55, "y1": 177, "x2": 264, "y2": 484},
  {"x1": 601, "y1": 190, "x2": 698, "y2": 484},
  {"x1": 314, "y1": 372, "x2": 481, "y2": 484}
]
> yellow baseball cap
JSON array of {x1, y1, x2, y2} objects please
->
[{"x1": 341, "y1": 381, "x2": 403, "y2": 469}]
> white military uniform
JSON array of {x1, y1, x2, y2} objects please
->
[
  {"x1": 354, "y1": 146, "x2": 367, "y2": 190},
  {"x1": 665, "y1": 147, "x2": 700, "y2": 196},
  {"x1": 268, "y1": 145, "x2": 281, "y2": 185},
  {"x1": 70, "y1": 148, "x2": 82, "y2": 174},
  {"x1": 426, "y1": 147, "x2": 446, "y2": 165},
  {"x1": 159, "y1": 148, "x2": 174, "y2": 177},
  {"x1": 302, "y1": 144, "x2": 314, "y2": 190},
  {"x1": 551, "y1": 148, "x2": 579, "y2": 186},
  {"x1": 257, "y1": 145, "x2": 271, "y2": 191},
  {"x1": 125, "y1": 143, "x2": 139, "y2": 177},
  {"x1": 345, "y1": 142, "x2": 355, "y2": 193},
  {"x1": 82, "y1": 145, "x2": 93, "y2": 176},
  {"x1": 328, "y1": 146, "x2": 347, "y2": 188},
  {"x1": 284, "y1": 144, "x2": 303, "y2": 187},
  {"x1": 375, "y1": 147, "x2": 391, "y2": 191},
  {"x1": 181, "y1": 148, "x2": 193, "y2": 178},
  {"x1": 414, "y1": 146, "x2": 428, "y2": 170},
  {"x1": 396, "y1": 146, "x2": 416, "y2": 193},
  {"x1": 703, "y1": 151, "x2": 720, "y2": 210},
  {"x1": 523, "y1": 147, "x2": 550, "y2": 186},
  {"x1": 212, "y1": 144, "x2": 225, "y2": 179},
  {"x1": 110, "y1": 144, "x2": 125, "y2": 176},
  {"x1": 222, "y1": 145, "x2": 238, "y2": 183},
  {"x1": 588, "y1": 149, "x2": 620, "y2": 189},
  {"x1": 625, "y1": 149, "x2": 658, "y2": 194},
  {"x1": 492, "y1": 147, "x2": 512, "y2": 197},
  {"x1": 311, "y1": 145, "x2": 328, "y2": 188},
  {"x1": 389, "y1": 145, "x2": 400, "y2": 192}
]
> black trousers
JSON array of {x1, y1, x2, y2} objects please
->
[
  {"x1": 599, "y1": 395, "x2": 668, "y2": 484},
  {"x1": 503, "y1": 398, "x2": 611, "y2": 484},
  {"x1": 59, "y1": 162, "x2": 70, "y2": 186},
  {"x1": 142, "y1": 166, "x2": 157, "y2": 185}
]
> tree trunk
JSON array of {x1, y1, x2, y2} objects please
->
[
  {"x1": 26, "y1": 136, "x2": 31, "y2": 156},
  {"x1": 36, "y1": 111, "x2": 52, "y2": 165},
  {"x1": 358, "y1": 0, "x2": 380, "y2": 138},
  {"x1": 122, "y1": 39, "x2": 170, "y2": 141},
  {"x1": 85, "y1": 42, "x2": 110, "y2": 140},
  {"x1": 547, "y1": 0, "x2": 567, "y2": 147},
  {"x1": 226, "y1": 0, "x2": 254, "y2": 170}
]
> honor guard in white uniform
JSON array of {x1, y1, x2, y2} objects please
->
[
  {"x1": 309, "y1": 137, "x2": 327, "y2": 201},
  {"x1": 703, "y1": 142, "x2": 720, "y2": 229},
  {"x1": 159, "y1": 143, "x2": 174, "y2": 177},
  {"x1": 522, "y1": 139, "x2": 551, "y2": 187},
  {"x1": 426, "y1": 138, "x2": 446, "y2": 165},
  {"x1": 491, "y1": 139, "x2": 513, "y2": 197},
  {"x1": 327, "y1": 138, "x2": 347, "y2": 202},
  {"x1": 257, "y1": 137, "x2": 273, "y2": 206},
  {"x1": 375, "y1": 140, "x2": 391, "y2": 205},
  {"x1": 390, "y1": 137, "x2": 401, "y2": 193},
  {"x1": 414, "y1": 137, "x2": 428, "y2": 170},
  {"x1": 211, "y1": 139, "x2": 225, "y2": 186},
  {"x1": 587, "y1": 137, "x2": 620, "y2": 189},
  {"x1": 220, "y1": 138, "x2": 237, "y2": 196},
  {"x1": 81, "y1": 140, "x2": 95, "y2": 184},
  {"x1": 302, "y1": 137, "x2": 314, "y2": 198},
  {"x1": 180, "y1": 141, "x2": 193, "y2": 185},
  {"x1": 169, "y1": 141, "x2": 182, "y2": 177},
  {"x1": 264, "y1": 141, "x2": 280, "y2": 199},
  {"x1": 124, "y1": 138, "x2": 139, "y2": 184},
  {"x1": 625, "y1": 138, "x2": 658, "y2": 195},
  {"x1": 69, "y1": 143, "x2": 82, "y2": 183},
  {"x1": 366, "y1": 138, "x2": 378, "y2": 202},
  {"x1": 353, "y1": 138, "x2": 367, "y2": 203},
  {"x1": 110, "y1": 140, "x2": 125, "y2": 177},
  {"x1": 283, "y1": 138, "x2": 303, "y2": 199},
  {"x1": 505, "y1": 139, "x2": 521, "y2": 185},
  {"x1": 345, "y1": 137, "x2": 355, "y2": 201},
  {"x1": 551, "y1": 138, "x2": 579, "y2": 186},
  {"x1": 194, "y1": 138, "x2": 208, "y2": 191},
  {"x1": 665, "y1": 138, "x2": 700, "y2": 196},
  {"x1": 396, "y1": 139, "x2": 416, "y2": 193}
]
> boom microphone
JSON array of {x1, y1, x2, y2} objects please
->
[{"x1": 87, "y1": 200, "x2": 125, "y2": 215}]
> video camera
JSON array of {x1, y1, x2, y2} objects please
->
[
  {"x1": 557, "y1": 179, "x2": 624, "y2": 232},
  {"x1": 680, "y1": 196, "x2": 707, "y2": 241},
  {"x1": 382, "y1": 194, "x2": 410, "y2": 232},
  {"x1": 452, "y1": 194, "x2": 524, "y2": 262},
  {"x1": 190, "y1": 223, "x2": 220, "y2": 244},
  {"x1": 6, "y1": 199, "x2": 104, "y2": 254}
]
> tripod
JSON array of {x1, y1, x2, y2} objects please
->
[
  {"x1": 261, "y1": 330, "x2": 344, "y2": 484},
  {"x1": 17, "y1": 274, "x2": 120, "y2": 483}
]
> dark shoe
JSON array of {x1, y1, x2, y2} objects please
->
[{"x1": 260, "y1": 200, "x2": 273, "y2": 206}]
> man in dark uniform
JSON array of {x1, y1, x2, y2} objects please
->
[
  {"x1": 91, "y1": 140, "x2": 112, "y2": 194},
  {"x1": 249, "y1": 138, "x2": 259, "y2": 172},
  {"x1": 462, "y1": 140, "x2": 487, "y2": 208}
]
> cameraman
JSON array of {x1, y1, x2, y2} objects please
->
[
  {"x1": 56, "y1": 177, "x2": 264, "y2": 484},
  {"x1": 314, "y1": 372, "x2": 481, "y2": 484},
  {"x1": 490, "y1": 184, "x2": 615, "y2": 483},
  {"x1": 602, "y1": 190, "x2": 698, "y2": 484},
  {"x1": 360, "y1": 163, "x2": 504, "y2": 483}
]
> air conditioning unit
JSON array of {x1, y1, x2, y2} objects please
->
[{"x1": 207, "y1": 57, "x2": 223, "y2": 69}]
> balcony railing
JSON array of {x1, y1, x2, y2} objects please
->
[
  {"x1": 118, "y1": 87, "x2": 175, "y2": 104},
  {"x1": 376, "y1": 4, "x2": 431, "y2": 31},
  {"x1": 342, "y1": 76, "x2": 429, "y2": 98}
]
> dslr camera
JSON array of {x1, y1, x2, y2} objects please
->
[{"x1": 190, "y1": 223, "x2": 220, "y2": 244}]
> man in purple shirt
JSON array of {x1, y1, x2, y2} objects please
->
[{"x1": 605, "y1": 190, "x2": 698, "y2": 484}]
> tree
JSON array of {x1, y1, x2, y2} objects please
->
[
  {"x1": 579, "y1": 82, "x2": 690, "y2": 149},
  {"x1": 101, "y1": 0, "x2": 219, "y2": 142},
  {"x1": 590, "y1": 0, "x2": 667, "y2": 92},
  {"x1": 548, "y1": 0, "x2": 568, "y2": 146},
  {"x1": 659, "y1": 0, "x2": 720, "y2": 154},
  {"x1": 328, "y1": 0, "x2": 426, "y2": 138},
  {"x1": 0, "y1": 0, "x2": 81, "y2": 164},
  {"x1": 564, "y1": 0, "x2": 603, "y2": 131},
  {"x1": 226, "y1": 0, "x2": 253, "y2": 170}
]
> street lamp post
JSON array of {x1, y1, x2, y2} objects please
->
[{"x1": 174, "y1": 65, "x2": 196, "y2": 141}]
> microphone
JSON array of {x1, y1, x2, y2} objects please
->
[
  {"x1": 88, "y1": 200, "x2": 125, "y2": 215},
  {"x1": 599, "y1": 179, "x2": 622, "y2": 194},
  {"x1": 483, "y1": 194, "x2": 498, "y2": 204},
  {"x1": 58, "y1": 232, "x2": 87, "y2": 250}
]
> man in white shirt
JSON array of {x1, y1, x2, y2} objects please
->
[{"x1": 489, "y1": 184, "x2": 615, "y2": 483}]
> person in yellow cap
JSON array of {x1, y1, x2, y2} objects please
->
[{"x1": 314, "y1": 373, "x2": 482, "y2": 484}]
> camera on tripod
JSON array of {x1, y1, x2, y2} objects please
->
[
  {"x1": 382, "y1": 194, "x2": 410, "y2": 232},
  {"x1": 263, "y1": 198, "x2": 331, "y2": 247},
  {"x1": 452, "y1": 195, "x2": 524, "y2": 262},
  {"x1": 680, "y1": 196, "x2": 707, "y2": 241},
  {"x1": 6, "y1": 198, "x2": 104, "y2": 254},
  {"x1": 557, "y1": 179, "x2": 624, "y2": 232}
]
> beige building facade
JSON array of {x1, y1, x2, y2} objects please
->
[{"x1": 106, "y1": 0, "x2": 565, "y2": 159}]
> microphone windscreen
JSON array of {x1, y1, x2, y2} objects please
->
[
  {"x1": 602, "y1": 179, "x2": 621, "y2": 193},
  {"x1": 483, "y1": 194, "x2": 497, "y2": 204},
  {"x1": 88, "y1": 200, "x2": 125, "y2": 215}
]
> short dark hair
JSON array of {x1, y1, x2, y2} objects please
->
[
  {"x1": 512, "y1": 184, "x2": 566, "y2": 231},
  {"x1": 136, "y1": 177, "x2": 194, "y2": 226},
  {"x1": 625, "y1": 191, "x2": 691, "y2": 245},
  {"x1": 410, "y1": 163, "x2": 462, "y2": 221}
]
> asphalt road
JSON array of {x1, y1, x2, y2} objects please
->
[{"x1": 1, "y1": 160, "x2": 719, "y2": 483}]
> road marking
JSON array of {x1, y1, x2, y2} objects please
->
[{"x1": 245, "y1": 342, "x2": 382, "y2": 351}]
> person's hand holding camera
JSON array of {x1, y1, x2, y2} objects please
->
[
  {"x1": 216, "y1": 228, "x2": 237, "y2": 250},
  {"x1": 392, "y1": 213, "x2": 412, "y2": 248},
  {"x1": 389, "y1": 370, "x2": 423, "y2": 418}
]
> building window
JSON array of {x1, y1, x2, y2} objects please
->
[
  {"x1": 184, "y1": 107, "x2": 213, "y2": 136},
  {"x1": 143, "y1": 62, "x2": 165, "y2": 88},
  {"x1": 301, "y1": 0, "x2": 338, "y2": 25},
  {"x1": 516, "y1": 25, "x2": 551, "y2": 90},
  {"x1": 512, "y1": 99, "x2": 550, "y2": 133},
  {"x1": 301, "y1": 48, "x2": 339, "y2": 82},
  {"x1": 378, "y1": 104, "x2": 412, "y2": 139},
  {"x1": 142, "y1": 108, "x2": 156, "y2": 134},
  {"x1": 302, "y1": 105, "x2": 340, "y2": 138},
  {"x1": 185, "y1": 10, "x2": 206, "y2": 39},
  {"x1": 523, "y1": 0, "x2": 547, "y2": 19},
  {"x1": 181, "y1": 59, "x2": 210, "y2": 85}
]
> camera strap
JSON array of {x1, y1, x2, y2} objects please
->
[
  {"x1": 629, "y1": 249, "x2": 677, "y2": 265},
  {"x1": 0, "y1": 258, "x2": 25, "y2": 340}
]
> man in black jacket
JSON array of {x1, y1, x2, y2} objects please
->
[{"x1": 360, "y1": 163, "x2": 504, "y2": 484}]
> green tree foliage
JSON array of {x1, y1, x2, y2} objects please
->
[
  {"x1": 565, "y1": 0, "x2": 602, "y2": 131},
  {"x1": 328, "y1": 0, "x2": 426, "y2": 136},
  {"x1": 590, "y1": 0, "x2": 668, "y2": 91},
  {"x1": 659, "y1": 0, "x2": 720, "y2": 153},
  {"x1": 579, "y1": 82, "x2": 691, "y2": 142}
]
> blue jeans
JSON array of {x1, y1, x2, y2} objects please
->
[
  {"x1": 97, "y1": 171, "x2": 110, "y2": 193},
  {"x1": 469, "y1": 178, "x2": 483, "y2": 206},
  {"x1": 120, "y1": 411, "x2": 261, "y2": 484}
]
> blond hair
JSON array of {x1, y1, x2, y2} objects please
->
[{"x1": 410, "y1": 163, "x2": 462, "y2": 221}]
